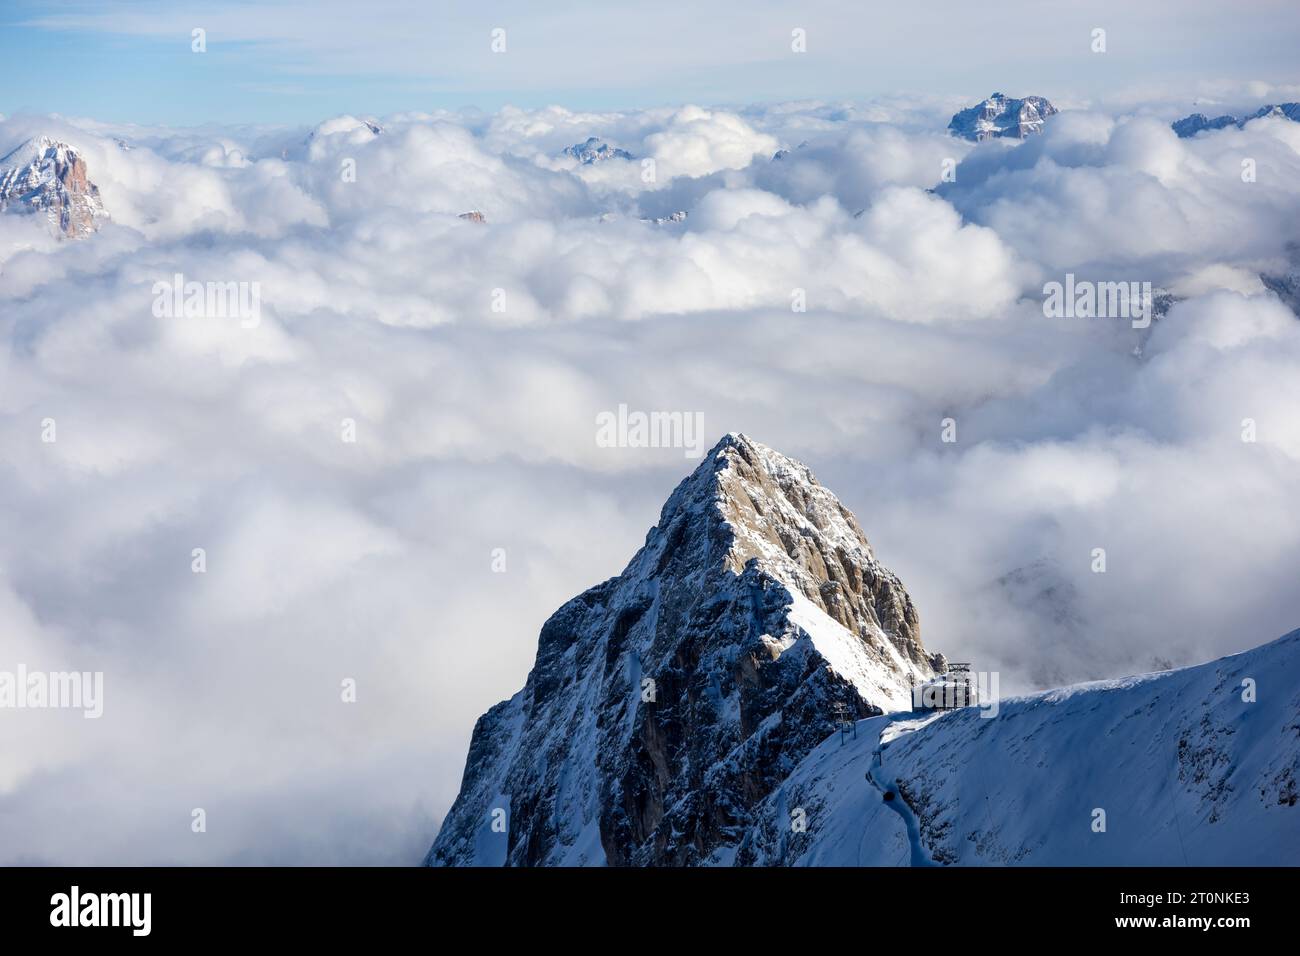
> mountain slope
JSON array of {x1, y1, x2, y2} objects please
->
[
  {"x1": 739, "y1": 629, "x2": 1300, "y2": 865},
  {"x1": 426, "y1": 434, "x2": 943, "y2": 866}
]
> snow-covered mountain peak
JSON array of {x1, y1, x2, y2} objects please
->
[
  {"x1": 0, "y1": 135, "x2": 107, "y2": 239},
  {"x1": 1, "y1": 134, "x2": 67, "y2": 167},
  {"x1": 426, "y1": 437, "x2": 941, "y2": 866},
  {"x1": 658, "y1": 432, "x2": 869, "y2": 553},
  {"x1": 948, "y1": 92, "x2": 1058, "y2": 141},
  {"x1": 708, "y1": 431, "x2": 881, "y2": 565},
  {"x1": 561, "y1": 136, "x2": 633, "y2": 164}
]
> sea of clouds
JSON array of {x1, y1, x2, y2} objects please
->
[{"x1": 2, "y1": 89, "x2": 1300, "y2": 863}]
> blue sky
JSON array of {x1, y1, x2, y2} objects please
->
[{"x1": 3, "y1": 0, "x2": 1299, "y2": 126}]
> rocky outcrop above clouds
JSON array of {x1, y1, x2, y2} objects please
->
[
  {"x1": 562, "y1": 137, "x2": 634, "y2": 164},
  {"x1": 1172, "y1": 103, "x2": 1300, "y2": 138},
  {"x1": 426, "y1": 434, "x2": 941, "y2": 866},
  {"x1": 0, "y1": 136, "x2": 106, "y2": 238},
  {"x1": 948, "y1": 93, "x2": 1058, "y2": 142}
]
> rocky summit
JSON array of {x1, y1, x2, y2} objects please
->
[
  {"x1": 0, "y1": 136, "x2": 107, "y2": 239},
  {"x1": 426, "y1": 434, "x2": 943, "y2": 866},
  {"x1": 948, "y1": 92, "x2": 1058, "y2": 142}
]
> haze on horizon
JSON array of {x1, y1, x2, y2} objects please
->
[{"x1": 2, "y1": 0, "x2": 1300, "y2": 125}]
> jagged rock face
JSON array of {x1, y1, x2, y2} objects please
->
[
  {"x1": 1171, "y1": 112, "x2": 1240, "y2": 138},
  {"x1": 1172, "y1": 103, "x2": 1300, "y2": 138},
  {"x1": 562, "y1": 137, "x2": 633, "y2": 164},
  {"x1": 426, "y1": 434, "x2": 941, "y2": 866},
  {"x1": 714, "y1": 437, "x2": 926, "y2": 663},
  {"x1": 948, "y1": 93, "x2": 1058, "y2": 142},
  {"x1": 1255, "y1": 103, "x2": 1300, "y2": 123},
  {"x1": 0, "y1": 137, "x2": 106, "y2": 239}
]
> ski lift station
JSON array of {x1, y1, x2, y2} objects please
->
[{"x1": 911, "y1": 663, "x2": 978, "y2": 712}]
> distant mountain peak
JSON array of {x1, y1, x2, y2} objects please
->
[
  {"x1": 639, "y1": 209, "x2": 687, "y2": 226},
  {"x1": 0, "y1": 136, "x2": 107, "y2": 239},
  {"x1": 948, "y1": 93, "x2": 1059, "y2": 142},
  {"x1": 1172, "y1": 103, "x2": 1300, "y2": 138},
  {"x1": 562, "y1": 136, "x2": 634, "y2": 164},
  {"x1": 771, "y1": 141, "x2": 809, "y2": 162}
]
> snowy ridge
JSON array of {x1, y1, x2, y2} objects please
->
[
  {"x1": 738, "y1": 629, "x2": 1300, "y2": 865},
  {"x1": 786, "y1": 591, "x2": 918, "y2": 713}
]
